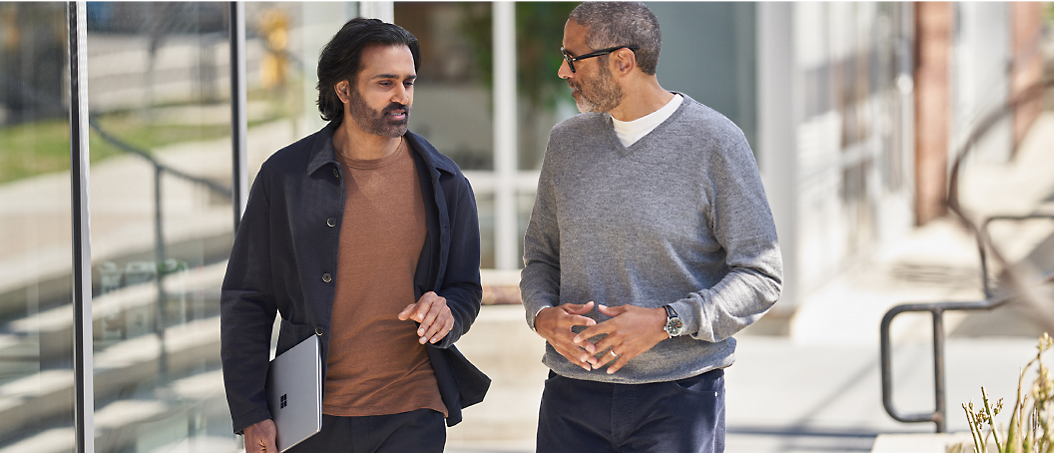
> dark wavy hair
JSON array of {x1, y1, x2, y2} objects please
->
[
  {"x1": 316, "y1": 18, "x2": 421, "y2": 125},
  {"x1": 569, "y1": 2, "x2": 661, "y2": 75}
]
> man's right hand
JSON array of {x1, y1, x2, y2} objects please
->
[
  {"x1": 534, "y1": 302, "x2": 598, "y2": 371},
  {"x1": 243, "y1": 419, "x2": 277, "y2": 453}
]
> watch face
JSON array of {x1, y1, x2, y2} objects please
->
[{"x1": 665, "y1": 318, "x2": 684, "y2": 336}]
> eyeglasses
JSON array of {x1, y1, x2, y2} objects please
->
[{"x1": 560, "y1": 45, "x2": 640, "y2": 74}]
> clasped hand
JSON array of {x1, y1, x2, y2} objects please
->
[{"x1": 534, "y1": 301, "x2": 668, "y2": 374}]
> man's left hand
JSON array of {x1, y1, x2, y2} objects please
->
[
  {"x1": 398, "y1": 291, "x2": 454, "y2": 344},
  {"x1": 573, "y1": 304, "x2": 669, "y2": 374}
]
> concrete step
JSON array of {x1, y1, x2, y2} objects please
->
[
  {"x1": 0, "y1": 370, "x2": 230, "y2": 453},
  {"x1": 0, "y1": 261, "x2": 225, "y2": 380},
  {"x1": 870, "y1": 432, "x2": 973, "y2": 453},
  {"x1": 0, "y1": 315, "x2": 223, "y2": 443}
]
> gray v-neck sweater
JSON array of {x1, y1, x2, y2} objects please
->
[{"x1": 521, "y1": 94, "x2": 783, "y2": 384}]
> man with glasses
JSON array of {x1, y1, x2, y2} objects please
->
[
  {"x1": 521, "y1": 2, "x2": 783, "y2": 452},
  {"x1": 221, "y1": 18, "x2": 487, "y2": 453}
]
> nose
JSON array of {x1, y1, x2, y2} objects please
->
[
  {"x1": 392, "y1": 83, "x2": 410, "y2": 105},
  {"x1": 558, "y1": 58, "x2": 573, "y2": 80}
]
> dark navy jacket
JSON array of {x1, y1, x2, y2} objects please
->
[{"x1": 220, "y1": 123, "x2": 489, "y2": 434}]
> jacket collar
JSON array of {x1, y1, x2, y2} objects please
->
[{"x1": 306, "y1": 121, "x2": 458, "y2": 177}]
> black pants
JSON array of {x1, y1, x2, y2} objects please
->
[
  {"x1": 287, "y1": 409, "x2": 445, "y2": 453},
  {"x1": 537, "y1": 369, "x2": 726, "y2": 453}
]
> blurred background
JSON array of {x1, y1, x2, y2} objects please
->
[{"x1": 1, "y1": 2, "x2": 1052, "y2": 452}]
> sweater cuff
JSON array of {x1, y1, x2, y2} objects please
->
[{"x1": 527, "y1": 305, "x2": 551, "y2": 331}]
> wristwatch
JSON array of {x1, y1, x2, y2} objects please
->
[{"x1": 663, "y1": 305, "x2": 684, "y2": 337}]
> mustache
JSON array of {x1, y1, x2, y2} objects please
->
[{"x1": 383, "y1": 102, "x2": 410, "y2": 116}]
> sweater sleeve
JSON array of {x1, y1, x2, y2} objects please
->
[
  {"x1": 520, "y1": 139, "x2": 563, "y2": 330},
  {"x1": 673, "y1": 130, "x2": 783, "y2": 343}
]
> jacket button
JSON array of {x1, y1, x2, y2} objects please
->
[
  {"x1": 326, "y1": 217, "x2": 337, "y2": 228},
  {"x1": 332, "y1": 168, "x2": 340, "y2": 179},
  {"x1": 315, "y1": 327, "x2": 324, "y2": 336},
  {"x1": 322, "y1": 273, "x2": 332, "y2": 283}
]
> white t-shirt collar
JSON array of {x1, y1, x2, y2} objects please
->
[{"x1": 611, "y1": 94, "x2": 684, "y2": 147}]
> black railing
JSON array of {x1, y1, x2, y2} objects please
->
[
  {"x1": 879, "y1": 213, "x2": 1054, "y2": 432},
  {"x1": 880, "y1": 74, "x2": 1054, "y2": 432}
]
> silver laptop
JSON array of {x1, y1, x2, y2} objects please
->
[{"x1": 266, "y1": 334, "x2": 322, "y2": 452}]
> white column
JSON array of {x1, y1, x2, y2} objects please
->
[
  {"x1": 359, "y1": 1, "x2": 394, "y2": 23},
  {"x1": 230, "y1": 2, "x2": 248, "y2": 230},
  {"x1": 757, "y1": 3, "x2": 799, "y2": 309},
  {"x1": 493, "y1": 2, "x2": 518, "y2": 270}
]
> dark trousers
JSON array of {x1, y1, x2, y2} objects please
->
[
  {"x1": 537, "y1": 369, "x2": 725, "y2": 453},
  {"x1": 287, "y1": 409, "x2": 445, "y2": 453}
]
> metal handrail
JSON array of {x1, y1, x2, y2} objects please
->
[
  {"x1": 880, "y1": 269, "x2": 1054, "y2": 432},
  {"x1": 879, "y1": 295, "x2": 1012, "y2": 432},
  {"x1": 977, "y1": 214, "x2": 1054, "y2": 298},
  {"x1": 880, "y1": 72, "x2": 1054, "y2": 432}
]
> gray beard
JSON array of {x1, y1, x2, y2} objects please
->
[{"x1": 573, "y1": 66, "x2": 623, "y2": 113}]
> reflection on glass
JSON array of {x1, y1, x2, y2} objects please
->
[
  {"x1": 0, "y1": 2, "x2": 76, "y2": 450},
  {"x1": 87, "y1": 3, "x2": 235, "y2": 451}
]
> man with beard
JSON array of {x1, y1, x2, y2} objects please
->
[
  {"x1": 221, "y1": 18, "x2": 488, "y2": 453},
  {"x1": 520, "y1": 2, "x2": 783, "y2": 452}
]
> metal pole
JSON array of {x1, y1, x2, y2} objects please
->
[
  {"x1": 932, "y1": 309, "x2": 946, "y2": 433},
  {"x1": 230, "y1": 2, "x2": 248, "y2": 231},
  {"x1": 155, "y1": 165, "x2": 167, "y2": 376},
  {"x1": 67, "y1": 2, "x2": 95, "y2": 451}
]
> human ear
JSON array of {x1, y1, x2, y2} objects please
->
[
  {"x1": 613, "y1": 49, "x2": 635, "y2": 75},
  {"x1": 335, "y1": 80, "x2": 350, "y2": 103}
]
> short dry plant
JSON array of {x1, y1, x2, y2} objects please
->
[{"x1": 951, "y1": 333, "x2": 1054, "y2": 453}]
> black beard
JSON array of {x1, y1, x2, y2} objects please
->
[{"x1": 348, "y1": 89, "x2": 410, "y2": 137}]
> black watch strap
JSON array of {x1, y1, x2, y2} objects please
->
[{"x1": 663, "y1": 305, "x2": 683, "y2": 337}]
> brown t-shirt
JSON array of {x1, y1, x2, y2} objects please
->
[{"x1": 322, "y1": 141, "x2": 446, "y2": 417}]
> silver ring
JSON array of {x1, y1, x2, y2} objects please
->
[{"x1": 610, "y1": 351, "x2": 617, "y2": 357}]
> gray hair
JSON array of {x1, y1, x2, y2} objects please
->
[{"x1": 569, "y1": 2, "x2": 661, "y2": 75}]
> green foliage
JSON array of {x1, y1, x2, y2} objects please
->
[
  {"x1": 958, "y1": 334, "x2": 1054, "y2": 453},
  {"x1": 0, "y1": 120, "x2": 74, "y2": 183},
  {"x1": 460, "y1": 2, "x2": 579, "y2": 110},
  {"x1": 515, "y1": 2, "x2": 580, "y2": 111},
  {"x1": 0, "y1": 112, "x2": 233, "y2": 184}
]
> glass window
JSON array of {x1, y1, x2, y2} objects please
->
[
  {"x1": 650, "y1": 2, "x2": 757, "y2": 152},
  {"x1": 0, "y1": 2, "x2": 76, "y2": 450},
  {"x1": 396, "y1": 2, "x2": 494, "y2": 171},
  {"x1": 476, "y1": 193, "x2": 496, "y2": 270},
  {"x1": 86, "y1": 3, "x2": 236, "y2": 451},
  {"x1": 515, "y1": 2, "x2": 578, "y2": 172}
]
